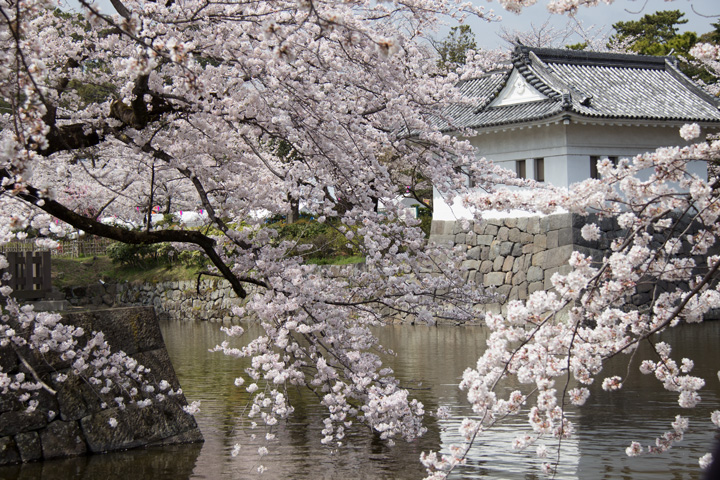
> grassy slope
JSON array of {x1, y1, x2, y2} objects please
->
[
  {"x1": 52, "y1": 256, "x2": 204, "y2": 288},
  {"x1": 52, "y1": 254, "x2": 365, "y2": 288}
]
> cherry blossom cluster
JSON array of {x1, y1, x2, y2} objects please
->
[
  {"x1": 424, "y1": 129, "x2": 720, "y2": 477},
  {"x1": 2, "y1": 0, "x2": 719, "y2": 476}
]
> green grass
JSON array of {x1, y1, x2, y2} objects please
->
[
  {"x1": 305, "y1": 255, "x2": 365, "y2": 266},
  {"x1": 52, "y1": 254, "x2": 365, "y2": 287},
  {"x1": 52, "y1": 255, "x2": 204, "y2": 288}
]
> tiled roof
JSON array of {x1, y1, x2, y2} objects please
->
[{"x1": 443, "y1": 46, "x2": 720, "y2": 130}]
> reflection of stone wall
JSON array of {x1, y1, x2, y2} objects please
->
[
  {"x1": 63, "y1": 279, "x2": 242, "y2": 322},
  {"x1": 0, "y1": 307, "x2": 203, "y2": 466}
]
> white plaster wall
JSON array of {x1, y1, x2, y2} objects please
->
[{"x1": 433, "y1": 121, "x2": 713, "y2": 222}]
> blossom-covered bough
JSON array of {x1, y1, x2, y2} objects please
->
[
  {"x1": 0, "y1": 0, "x2": 505, "y2": 466},
  {"x1": 423, "y1": 104, "x2": 720, "y2": 480},
  {"x1": 2, "y1": 0, "x2": 720, "y2": 475}
]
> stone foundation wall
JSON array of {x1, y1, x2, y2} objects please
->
[
  {"x1": 430, "y1": 212, "x2": 715, "y2": 315},
  {"x1": 430, "y1": 213, "x2": 615, "y2": 312},
  {"x1": 63, "y1": 278, "x2": 242, "y2": 322},
  {"x1": 0, "y1": 307, "x2": 203, "y2": 466}
]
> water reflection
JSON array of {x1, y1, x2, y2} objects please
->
[{"x1": 0, "y1": 321, "x2": 717, "y2": 479}]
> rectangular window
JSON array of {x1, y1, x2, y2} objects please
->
[
  {"x1": 534, "y1": 158, "x2": 544, "y2": 182},
  {"x1": 516, "y1": 160, "x2": 526, "y2": 179},
  {"x1": 590, "y1": 156, "x2": 618, "y2": 179}
]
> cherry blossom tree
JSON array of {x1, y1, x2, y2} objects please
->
[
  {"x1": 1, "y1": 0, "x2": 506, "y2": 464},
  {"x1": 2, "y1": 0, "x2": 720, "y2": 476}
]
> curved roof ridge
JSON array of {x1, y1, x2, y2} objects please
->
[
  {"x1": 515, "y1": 45, "x2": 670, "y2": 69},
  {"x1": 524, "y1": 51, "x2": 592, "y2": 108},
  {"x1": 471, "y1": 69, "x2": 513, "y2": 114}
]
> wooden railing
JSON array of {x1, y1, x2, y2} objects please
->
[
  {"x1": 2, "y1": 251, "x2": 52, "y2": 300},
  {"x1": 1, "y1": 238, "x2": 113, "y2": 258}
]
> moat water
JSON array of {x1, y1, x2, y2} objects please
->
[{"x1": 1, "y1": 320, "x2": 719, "y2": 479}]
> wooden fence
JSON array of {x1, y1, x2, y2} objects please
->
[
  {"x1": 0, "y1": 238, "x2": 113, "y2": 258},
  {"x1": 1, "y1": 251, "x2": 51, "y2": 300}
]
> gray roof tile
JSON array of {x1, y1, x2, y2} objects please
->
[{"x1": 443, "y1": 46, "x2": 720, "y2": 130}]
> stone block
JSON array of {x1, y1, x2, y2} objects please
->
[
  {"x1": 486, "y1": 218, "x2": 504, "y2": 227},
  {"x1": 528, "y1": 281, "x2": 544, "y2": 294},
  {"x1": 15, "y1": 431, "x2": 42, "y2": 462},
  {"x1": 508, "y1": 228, "x2": 521, "y2": 243},
  {"x1": 547, "y1": 213, "x2": 573, "y2": 231},
  {"x1": 542, "y1": 245, "x2": 575, "y2": 269},
  {"x1": 534, "y1": 234, "x2": 547, "y2": 249},
  {"x1": 520, "y1": 232, "x2": 533, "y2": 244},
  {"x1": 55, "y1": 374, "x2": 101, "y2": 422},
  {"x1": 512, "y1": 271, "x2": 526, "y2": 285},
  {"x1": 516, "y1": 217, "x2": 529, "y2": 231},
  {"x1": 480, "y1": 247, "x2": 490, "y2": 261},
  {"x1": 502, "y1": 256, "x2": 514, "y2": 272},
  {"x1": 41, "y1": 420, "x2": 86, "y2": 459},
  {"x1": 467, "y1": 246, "x2": 482, "y2": 260},
  {"x1": 476, "y1": 234, "x2": 494, "y2": 246},
  {"x1": 455, "y1": 233, "x2": 466, "y2": 245},
  {"x1": 527, "y1": 217, "x2": 540, "y2": 234},
  {"x1": 496, "y1": 285, "x2": 512, "y2": 297},
  {"x1": 480, "y1": 260, "x2": 493, "y2": 274},
  {"x1": 462, "y1": 260, "x2": 481, "y2": 271},
  {"x1": 527, "y1": 266, "x2": 544, "y2": 283},
  {"x1": 500, "y1": 242, "x2": 513, "y2": 256},
  {"x1": 522, "y1": 244, "x2": 536, "y2": 254},
  {"x1": 505, "y1": 271, "x2": 513, "y2": 284},
  {"x1": 497, "y1": 227, "x2": 510, "y2": 242},
  {"x1": 504, "y1": 218, "x2": 518, "y2": 228},
  {"x1": 511, "y1": 243, "x2": 523, "y2": 257},
  {"x1": 488, "y1": 241, "x2": 501, "y2": 261},
  {"x1": 95, "y1": 307, "x2": 165, "y2": 354},
  {"x1": 0, "y1": 436, "x2": 20, "y2": 465},
  {"x1": 453, "y1": 221, "x2": 471, "y2": 235},
  {"x1": 518, "y1": 282, "x2": 528, "y2": 300},
  {"x1": 532, "y1": 251, "x2": 546, "y2": 266},
  {"x1": 0, "y1": 412, "x2": 46, "y2": 437},
  {"x1": 483, "y1": 224, "x2": 499, "y2": 236},
  {"x1": 546, "y1": 230, "x2": 559, "y2": 249},
  {"x1": 430, "y1": 235, "x2": 455, "y2": 246},
  {"x1": 492, "y1": 256, "x2": 504, "y2": 271},
  {"x1": 0, "y1": 348, "x2": 18, "y2": 376},
  {"x1": 557, "y1": 227, "x2": 575, "y2": 247},
  {"x1": 484, "y1": 272, "x2": 505, "y2": 286}
]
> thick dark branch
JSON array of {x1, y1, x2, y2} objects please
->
[
  {"x1": 39, "y1": 124, "x2": 101, "y2": 156},
  {"x1": 109, "y1": 0, "x2": 132, "y2": 19},
  {"x1": 2, "y1": 172, "x2": 252, "y2": 299}
]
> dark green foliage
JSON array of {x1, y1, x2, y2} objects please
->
[
  {"x1": 417, "y1": 207, "x2": 432, "y2": 238},
  {"x1": 107, "y1": 242, "x2": 185, "y2": 267},
  {"x1": 698, "y1": 21, "x2": 720, "y2": 45},
  {"x1": 269, "y1": 218, "x2": 360, "y2": 260},
  {"x1": 609, "y1": 10, "x2": 711, "y2": 82},
  {"x1": 69, "y1": 80, "x2": 116, "y2": 105},
  {"x1": 566, "y1": 42, "x2": 588, "y2": 51},
  {"x1": 612, "y1": 10, "x2": 689, "y2": 47},
  {"x1": 435, "y1": 25, "x2": 477, "y2": 71}
]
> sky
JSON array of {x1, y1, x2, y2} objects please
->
[
  {"x1": 461, "y1": 0, "x2": 719, "y2": 49},
  {"x1": 70, "y1": 0, "x2": 718, "y2": 51}
]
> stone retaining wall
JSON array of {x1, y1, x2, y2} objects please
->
[
  {"x1": 431, "y1": 213, "x2": 608, "y2": 306},
  {"x1": 0, "y1": 307, "x2": 203, "y2": 466},
  {"x1": 430, "y1": 212, "x2": 712, "y2": 315},
  {"x1": 63, "y1": 278, "x2": 242, "y2": 322}
]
